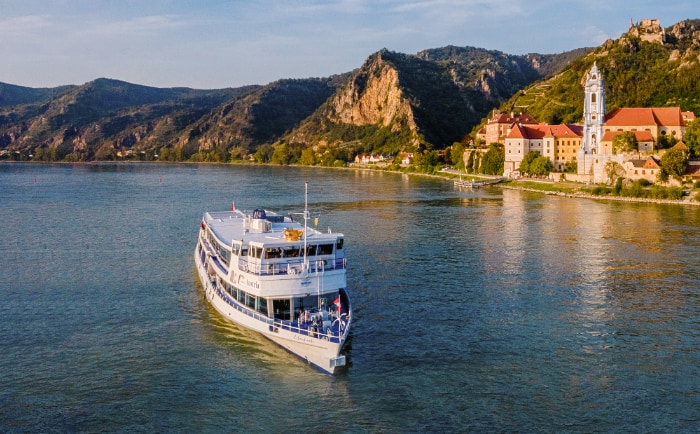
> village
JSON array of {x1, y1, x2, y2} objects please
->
[
  {"x1": 354, "y1": 19, "x2": 700, "y2": 188},
  {"x1": 491, "y1": 60, "x2": 698, "y2": 185}
]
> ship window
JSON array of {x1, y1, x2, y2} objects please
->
[
  {"x1": 265, "y1": 247, "x2": 282, "y2": 259},
  {"x1": 219, "y1": 246, "x2": 230, "y2": 265},
  {"x1": 283, "y1": 246, "x2": 300, "y2": 257},
  {"x1": 237, "y1": 289, "x2": 245, "y2": 303},
  {"x1": 273, "y1": 299, "x2": 291, "y2": 321},
  {"x1": 317, "y1": 244, "x2": 334, "y2": 255},
  {"x1": 336, "y1": 238, "x2": 344, "y2": 250},
  {"x1": 246, "y1": 294, "x2": 256, "y2": 310},
  {"x1": 256, "y1": 298, "x2": 268, "y2": 316},
  {"x1": 250, "y1": 246, "x2": 262, "y2": 258},
  {"x1": 240, "y1": 247, "x2": 248, "y2": 257},
  {"x1": 305, "y1": 245, "x2": 317, "y2": 256}
]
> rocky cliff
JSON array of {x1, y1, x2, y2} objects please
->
[{"x1": 283, "y1": 47, "x2": 586, "y2": 154}]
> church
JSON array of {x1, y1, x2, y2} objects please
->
[
  {"x1": 503, "y1": 61, "x2": 693, "y2": 183},
  {"x1": 577, "y1": 62, "x2": 689, "y2": 182}
]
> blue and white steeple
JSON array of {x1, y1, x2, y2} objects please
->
[{"x1": 581, "y1": 62, "x2": 606, "y2": 155}]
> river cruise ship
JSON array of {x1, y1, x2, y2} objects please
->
[{"x1": 194, "y1": 186, "x2": 351, "y2": 374}]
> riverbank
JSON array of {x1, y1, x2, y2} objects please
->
[
  {"x1": 7, "y1": 159, "x2": 700, "y2": 206},
  {"x1": 500, "y1": 183, "x2": 700, "y2": 206}
]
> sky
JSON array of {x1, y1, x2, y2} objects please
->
[{"x1": 1, "y1": 0, "x2": 697, "y2": 89}]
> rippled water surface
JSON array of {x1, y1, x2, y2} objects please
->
[{"x1": 1, "y1": 163, "x2": 699, "y2": 432}]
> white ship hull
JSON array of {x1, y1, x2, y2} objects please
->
[
  {"x1": 193, "y1": 194, "x2": 351, "y2": 375},
  {"x1": 195, "y1": 248, "x2": 348, "y2": 373}
]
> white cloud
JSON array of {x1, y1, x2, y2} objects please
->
[
  {"x1": 1, "y1": 14, "x2": 52, "y2": 36},
  {"x1": 0, "y1": 0, "x2": 697, "y2": 88}
]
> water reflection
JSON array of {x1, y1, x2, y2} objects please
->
[{"x1": 3, "y1": 164, "x2": 699, "y2": 432}]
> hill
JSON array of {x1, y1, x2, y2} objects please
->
[
  {"x1": 0, "y1": 43, "x2": 581, "y2": 162},
  {"x1": 488, "y1": 19, "x2": 700, "y2": 131},
  {"x1": 23, "y1": 25, "x2": 700, "y2": 163},
  {"x1": 0, "y1": 82, "x2": 76, "y2": 108},
  {"x1": 278, "y1": 46, "x2": 588, "y2": 159},
  {"x1": 0, "y1": 79, "x2": 258, "y2": 160},
  {"x1": 171, "y1": 76, "x2": 349, "y2": 161}
]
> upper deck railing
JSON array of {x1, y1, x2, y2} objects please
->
[{"x1": 237, "y1": 257, "x2": 346, "y2": 276}]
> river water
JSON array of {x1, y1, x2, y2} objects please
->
[{"x1": 1, "y1": 162, "x2": 698, "y2": 432}]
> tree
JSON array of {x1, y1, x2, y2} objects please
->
[
  {"x1": 657, "y1": 133, "x2": 678, "y2": 150},
  {"x1": 564, "y1": 161, "x2": 577, "y2": 173},
  {"x1": 612, "y1": 176, "x2": 624, "y2": 195},
  {"x1": 271, "y1": 144, "x2": 292, "y2": 165},
  {"x1": 529, "y1": 156, "x2": 553, "y2": 176},
  {"x1": 319, "y1": 145, "x2": 340, "y2": 166},
  {"x1": 229, "y1": 146, "x2": 248, "y2": 161},
  {"x1": 612, "y1": 131, "x2": 637, "y2": 154},
  {"x1": 519, "y1": 151, "x2": 540, "y2": 175},
  {"x1": 299, "y1": 148, "x2": 316, "y2": 166},
  {"x1": 480, "y1": 143, "x2": 504, "y2": 175},
  {"x1": 414, "y1": 150, "x2": 440, "y2": 173},
  {"x1": 253, "y1": 144, "x2": 274, "y2": 163},
  {"x1": 658, "y1": 148, "x2": 689, "y2": 183},
  {"x1": 450, "y1": 142, "x2": 465, "y2": 170},
  {"x1": 214, "y1": 145, "x2": 229, "y2": 162},
  {"x1": 465, "y1": 151, "x2": 475, "y2": 173},
  {"x1": 34, "y1": 147, "x2": 59, "y2": 162},
  {"x1": 684, "y1": 118, "x2": 700, "y2": 157}
]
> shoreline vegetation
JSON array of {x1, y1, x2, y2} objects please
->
[{"x1": 6, "y1": 159, "x2": 700, "y2": 206}]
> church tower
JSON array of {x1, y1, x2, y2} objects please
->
[{"x1": 578, "y1": 62, "x2": 606, "y2": 175}]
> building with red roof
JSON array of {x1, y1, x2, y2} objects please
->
[
  {"x1": 682, "y1": 111, "x2": 695, "y2": 125},
  {"x1": 684, "y1": 161, "x2": 700, "y2": 182},
  {"x1": 479, "y1": 110, "x2": 538, "y2": 145},
  {"x1": 504, "y1": 123, "x2": 583, "y2": 175},
  {"x1": 603, "y1": 107, "x2": 685, "y2": 146},
  {"x1": 622, "y1": 156, "x2": 661, "y2": 183}
]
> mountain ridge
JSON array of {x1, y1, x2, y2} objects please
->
[
  {"x1": 1, "y1": 40, "x2": 578, "y2": 161},
  {"x1": 3, "y1": 18, "x2": 697, "y2": 164}
]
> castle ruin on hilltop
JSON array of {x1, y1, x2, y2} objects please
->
[{"x1": 627, "y1": 18, "x2": 665, "y2": 44}]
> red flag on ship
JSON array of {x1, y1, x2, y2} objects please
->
[
  {"x1": 334, "y1": 296, "x2": 341, "y2": 313},
  {"x1": 231, "y1": 201, "x2": 235, "y2": 212}
]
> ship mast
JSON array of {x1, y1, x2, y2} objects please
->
[{"x1": 303, "y1": 181, "x2": 309, "y2": 272}]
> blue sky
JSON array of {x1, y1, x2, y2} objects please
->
[{"x1": 1, "y1": 0, "x2": 697, "y2": 89}]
